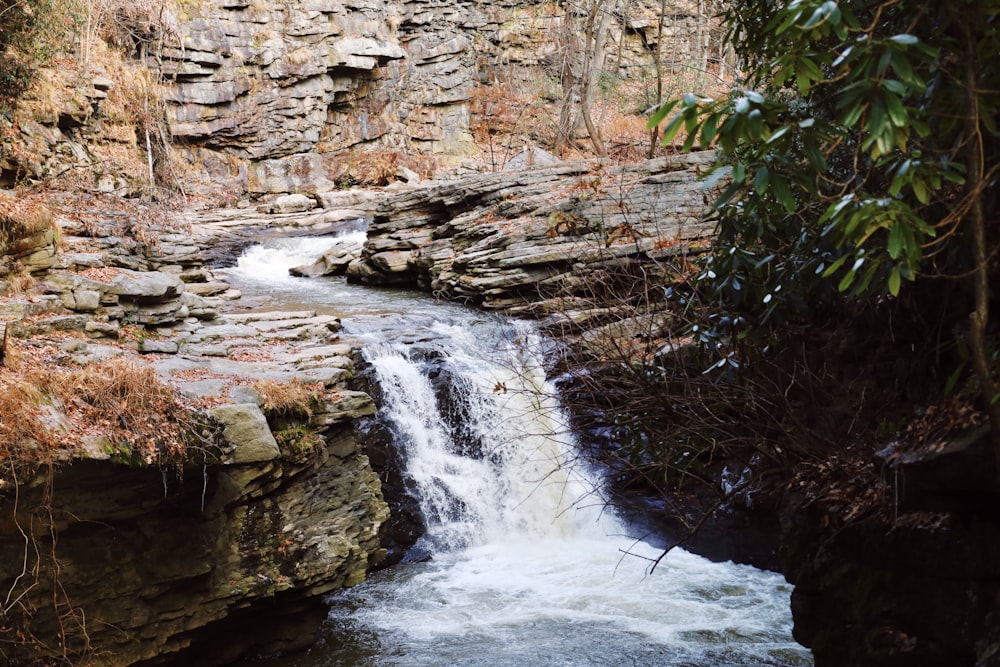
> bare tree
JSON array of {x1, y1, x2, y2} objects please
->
[{"x1": 555, "y1": 0, "x2": 616, "y2": 156}]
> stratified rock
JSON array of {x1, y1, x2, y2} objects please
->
[
  {"x1": 138, "y1": 338, "x2": 180, "y2": 354},
  {"x1": 311, "y1": 391, "x2": 377, "y2": 426},
  {"x1": 503, "y1": 146, "x2": 562, "y2": 171},
  {"x1": 347, "y1": 152, "x2": 718, "y2": 313},
  {"x1": 109, "y1": 269, "x2": 185, "y2": 303},
  {"x1": 290, "y1": 239, "x2": 365, "y2": 278},
  {"x1": 258, "y1": 193, "x2": 317, "y2": 214}
]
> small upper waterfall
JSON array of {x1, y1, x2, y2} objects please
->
[{"x1": 223, "y1": 237, "x2": 812, "y2": 667}]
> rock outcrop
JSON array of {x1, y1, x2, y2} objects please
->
[
  {"x1": 154, "y1": 0, "x2": 712, "y2": 194},
  {"x1": 346, "y1": 152, "x2": 717, "y2": 320},
  {"x1": 0, "y1": 196, "x2": 390, "y2": 665},
  {"x1": 781, "y1": 431, "x2": 1000, "y2": 667}
]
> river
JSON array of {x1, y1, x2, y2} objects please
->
[{"x1": 222, "y1": 234, "x2": 812, "y2": 667}]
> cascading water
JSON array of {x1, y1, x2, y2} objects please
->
[
  {"x1": 361, "y1": 320, "x2": 601, "y2": 551},
  {"x1": 224, "y1": 237, "x2": 812, "y2": 667}
]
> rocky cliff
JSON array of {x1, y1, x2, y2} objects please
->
[
  {"x1": 0, "y1": 0, "x2": 714, "y2": 197},
  {"x1": 0, "y1": 195, "x2": 389, "y2": 665},
  {"x1": 156, "y1": 0, "x2": 711, "y2": 194},
  {"x1": 346, "y1": 151, "x2": 715, "y2": 319}
]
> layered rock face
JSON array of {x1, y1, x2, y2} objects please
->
[
  {"x1": 347, "y1": 151, "x2": 716, "y2": 318},
  {"x1": 0, "y1": 425, "x2": 386, "y2": 665},
  {"x1": 157, "y1": 0, "x2": 711, "y2": 193},
  {"x1": 1, "y1": 198, "x2": 224, "y2": 337},
  {"x1": 0, "y1": 0, "x2": 714, "y2": 195},
  {"x1": 782, "y1": 431, "x2": 1000, "y2": 667},
  {"x1": 160, "y1": 0, "x2": 482, "y2": 194}
]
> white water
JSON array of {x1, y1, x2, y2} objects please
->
[{"x1": 224, "y1": 237, "x2": 812, "y2": 667}]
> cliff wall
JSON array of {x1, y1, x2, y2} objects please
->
[{"x1": 0, "y1": 0, "x2": 715, "y2": 197}]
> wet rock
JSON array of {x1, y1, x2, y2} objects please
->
[{"x1": 289, "y1": 239, "x2": 364, "y2": 278}]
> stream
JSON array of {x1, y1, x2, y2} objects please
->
[{"x1": 222, "y1": 235, "x2": 812, "y2": 667}]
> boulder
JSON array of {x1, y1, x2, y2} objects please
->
[
  {"x1": 259, "y1": 193, "x2": 317, "y2": 214},
  {"x1": 109, "y1": 269, "x2": 185, "y2": 303},
  {"x1": 207, "y1": 403, "x2": 281, "y2": 464}
]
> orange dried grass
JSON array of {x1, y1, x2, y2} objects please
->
[
  {"x1": 0, "y1": 344, "x2": 195, "y2": 467},
  {"x1": 252, "y1": 377, "x2": 323, "y2": 418}
]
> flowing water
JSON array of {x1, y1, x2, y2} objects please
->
[{"x1": 224, "y1": 235, "x2": 812, "y2": 667}]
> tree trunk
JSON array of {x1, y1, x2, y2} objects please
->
[
  {"x1": 555, "y1": 0, "x2": 581, "y2": 155},
  {"x1": 1, "y1": 321, "x2": 9, "y2": 367},
  {"x1": 579, "y1": 0, "x2": 611, "y2": 156},
  {"x1": 648, "y1": 0, "x2": 669, "y2": 158},
  {"x1": 960, "y1": 19, "x2": 1000, "y2": 479}
]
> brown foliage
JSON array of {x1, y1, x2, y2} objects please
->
[
  {"x1": 0, "y1": 340, "x2": 196, "y2": 468},
  {"x1": 252, "y1": 377, "x2": 323, "y2": 418},
  {"x1": 0, "y1": 192, "x2": 54, "y2": 246},
  {"x1": 338, "y1": 148, "x2": 437, "y2": 187}
]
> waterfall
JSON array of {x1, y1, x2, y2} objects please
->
[
  {"x1": 223, "y1": 238, "x2": 812, "y2": 667},
  {"x1": 364, "y1": 320, "x2": 607, "y2": 551}
]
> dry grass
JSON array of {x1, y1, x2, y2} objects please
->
[
  {"x1": 0, "y1": 192, "x2": 54, "y2": 246},
  {"x1": 467, "y1": 57, "x2": 736, "y2": 168},
  {"x1": 252, "y1": 378, "x2": 323, "y2": 418},
  {"x1": 338, "y1": 148, "x2": 438, "y2": 186},
  {"x1": 0, "y1": 340, "x2": 197, "y2": 467}
]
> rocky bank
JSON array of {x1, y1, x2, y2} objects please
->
[{"x1": 0, "y1": 198, "x2": 388, "y2": 665}]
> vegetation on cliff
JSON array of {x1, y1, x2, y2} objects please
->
[{"x1": 647, "y1": 0, "x2": 999, "y2": 476}]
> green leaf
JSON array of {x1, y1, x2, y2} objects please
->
[
  {"x1": 822, "y1": 254, "x2": 849, "y2": 277},
  {"x1": 659, "y1": 113, "x2": 686, "y2": 145},
  {"x1": 731, "y1": 161, "x2": 746, "y2": 184},
  {"x1": 747, "y1": 109, "x2": 764, "y2": 139},
  {"x1": 842, "y1": 101, "x2": 864, "y2": 127},
  {"x1": 888, "y1": 265, "x2": 901, "y2": 296},
  {"x1": 944, "y1": 363, "x2": 966, "y2": 395},
  {"x1": 700, "y1": 113, "x2": 718, "y2": 145},
  {"x1": 883, "y1": 91, "x2": 908, "y2": 127},
  {"x1": 754, "y1": 166, "x2": 770, "y2": 194},
  {"x1": 766, "y1": 125, "x2": 791, "y2": 144},
  {"x1": 890, "y1": 52, "x2": 918, "y2": 87},
  {"x1": 772, "y1": 175, "x2": 796, "y2": 213},
  {"x1": 838, "y1": 267, "x2": 857, "y2": 292},
  {"x1": 647, "y1": 99, "x2": 679, "y2": 129},
  {"x1": 833, "y1": 45, "x2": 853, "y2": 68},
  {"x1": 888, "y1": 222, "x2": 904, "y2": 259}
]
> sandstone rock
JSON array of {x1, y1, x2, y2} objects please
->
[
  {"x1": 503, "y1": 146, "x2": 562, "y2": 171},
  {"x1": 184, "y1": 281, "x2": 232, "y2": 296},
  {"x1": 311, "y1": 391, "x2": 376, "y2": 427},
  {"x1": 72, "y1": 289, "x2": 101, "y2": 312},
  {"x1": 259, "y1": 193, "x2": 317, "y2": 214},
  {"x1": 315, "y1": 188, "x2": 383, "y2": 212},
  {"x1": 208, "y1": 403, "x2": 281, "y2": 464},
  {"x1": 110, "y1": 269, "x2": 185, "y2": 303},
  {"x1": 346, "y1": 154, "x2": 718, "y2": 311},
  {"x1": 290, "y1": 239, "x2": 365, "y2": 277},
  {"x1": 138, "y1": 338, "x2": 180, "y2": 354}
]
